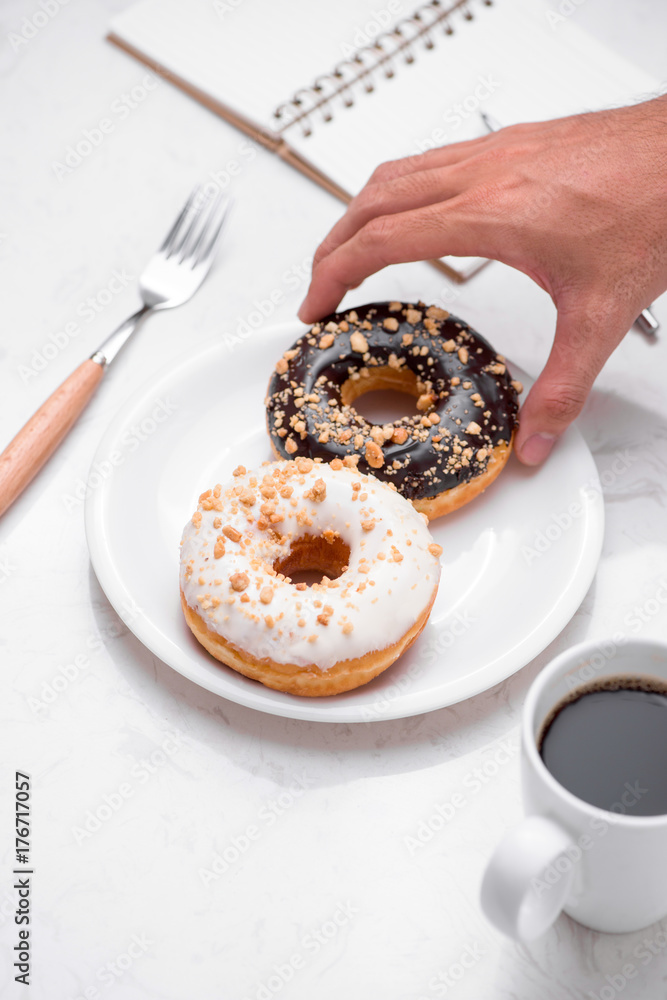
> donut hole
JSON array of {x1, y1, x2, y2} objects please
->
[
  {"x1": 273, "y1": 533, "x2": 350, "y2": 588},
  {"x1": 341, "y1": 365, "x2": 422, "y2": 423}
]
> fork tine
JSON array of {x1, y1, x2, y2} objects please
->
[
  {"x1": 176, "y1": 185, "x2": 217, "y2": 262},
  {"x1": 159, "y1": 184, "x2": 204, "y2": 256},
  {"x1": 188, "y1": 194, "x2": 231, "y2": 269},
  {"x1": 191, "y1": 195, "x2": 232, "y2": 270}
]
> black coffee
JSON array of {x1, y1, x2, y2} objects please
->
[{"x1": 539, "y1": 676, "x2": 667, "y2": 816}]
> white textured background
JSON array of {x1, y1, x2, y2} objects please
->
[{"x1": 1, "y1": 1, "x2": 667, "y2": 998}]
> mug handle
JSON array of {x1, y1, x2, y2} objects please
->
[{"x1": 480, "y1": 815, "x2": 575, "y2": 940}]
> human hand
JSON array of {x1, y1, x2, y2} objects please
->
[{"x1": 298, "y1": 97, "x2": 667, "y2": 464}]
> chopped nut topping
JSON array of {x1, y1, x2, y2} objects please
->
[
  {"x1": 466, "y1": 421, "x2": 482, "y2": 435},
  {"x1": 401, "y1": 332, "x2": 414, "y2": 347},
  {"x1": 392, "y1": 426, "x2": 409, "y2": 445},
  {"x1": 239, "y1": 488, "x2": 256, "y2": 506},
  {"x1": 458, "y1": 346, "x2": 469, "y2": 364},
  {"x1": 342, "y1": 622, "x2": 354, "y2": 634},
  {"x1": 230, "y1": 571, "x2": 249, "y2": 592},
  {"x1": 383, "y1": 317, "x2": 399, "y2": 332},
  {"x1": 319, "y1": 333, "x2": 335, "y2": 349},
  {"x1": 417, "y1": 393, "x2": 435, "y2": 411},
  {"x1": 317, "y1": 613, "x2": 330, "y2": 626},
  {"x1": 330, "y1": 458, "x2": 343, "y2": 471},
  {"x1": 305, "y1": 478, "x2": 326, "y2": 502},
  {"x1": 214, "y1": 537, "x2": 226, "y2": 559},
  {"x1": 295, "y1": 582, "x2": 307, "y2": 591},
  {"x1": 350, "y1": 331, "x2": 369, "y2": 353},
  {"x1": 488, "y1": 363, "x2": 506, "y2": 375},
  {"x1": 361, "y1": 519, "x2": 375, "y2": 531},
  {"x1": 477, "y1": 448, "x2": 488, "y2": 462},
  {"x1": 443, "y1": 339, "x2": 457, "y2": 352},
  {"x1": 192, "y1": 511, "x2": 202, "y2": 527},
  {"x1": 285, "y1": 437, "x2": 298, "y2": 454},
  {"x1": 223, "y1": 524, "x2": 242, "y2": 543},
  {"x1": 426, "y1": 306, "x2": 449, "y2": 319},
  {"x1": 296, "y1": 457, "x2": 314, "y2": 473},
  {"x1": 275, "y1": 358, "x2": 288, "y2": 375},
  {"x1": 388, "y1": 301, "x2": 402, "y2": 311},
  {"x1": 265, "y1": 615, "x2": 275, "y2": 628},
  {"x1": 365, "y1": 441, "x2": 385, "y2": 468},
  {"x1": 405, "y1": 308, "x2": 422, "y2": 324},
  {"x1": 428, "y1": 543, "x2": 443, "y2": 558},
  {"x1": 260, "y1": 586, "x2": 274, "y2": 604},
  {"x1": 512, "y1": 380, "x2": 524, "y2": 394}
]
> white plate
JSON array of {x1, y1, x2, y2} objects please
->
[{"x1": 85, "y1": 321, "x2": 604, "y2": 723}]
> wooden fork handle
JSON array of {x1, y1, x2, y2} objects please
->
[{"x1": 0, "y1": 359, "x2": 105, "y2": 517}]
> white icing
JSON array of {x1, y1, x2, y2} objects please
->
[{"x1": 179, "y1": 460, "x2": 441, "y2": 670}]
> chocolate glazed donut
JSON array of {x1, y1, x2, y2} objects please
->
[{"x1": 265, "y1": 301, "x2": 522, "y2": 518}]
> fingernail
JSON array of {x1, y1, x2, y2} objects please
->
[
  {"x1": 297, "y1": 299, "x2": 309, "y2": 322},
  {"x1": 518, "y1": 433, "x2": 556, "y2": 466}
]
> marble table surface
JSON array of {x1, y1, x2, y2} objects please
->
[{"x1": 2, "y1": 1, "x2": 667, "y2": 997}]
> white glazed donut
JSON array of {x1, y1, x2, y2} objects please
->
[{"x1": 179, "y1": 457, "x2": 442, "y2": 696}]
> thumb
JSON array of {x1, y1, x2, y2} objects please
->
[{"x1": 515, "y1": 299, "x2": 630, "y2": 466}]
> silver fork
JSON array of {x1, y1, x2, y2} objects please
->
[{"x1": 0, "y1": 184, "x2": 231, "y2": 517}]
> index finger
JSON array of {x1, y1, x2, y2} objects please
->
[{"x1": 298, "y1": 199, "x2": 490, "y2": 322}]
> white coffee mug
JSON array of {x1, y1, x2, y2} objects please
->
[{"x1": 481, "y1": 637, "x2": 667, "y2": 940}]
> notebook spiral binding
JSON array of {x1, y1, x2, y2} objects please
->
[{"x1": 273, "y1": 0, "x2": 492, "y2": 137}]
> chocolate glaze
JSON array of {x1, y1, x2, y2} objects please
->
[{"x1": 265, "y1": 302, "x2": 521, "y2": 500}]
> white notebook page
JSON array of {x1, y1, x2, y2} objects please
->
[
  {"x1": 109, "y1": 0, "x2": 402, "y2": 135},
  {"x1": 109, "y1": 0, "x2": 660, "y2": 277},
  {"x1": 284, "y1": 0, "x2": 659, "y2": 272}
]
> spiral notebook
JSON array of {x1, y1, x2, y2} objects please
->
[{"x1": 108, "y1": 0, "x2": 658, "y2": 280}]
